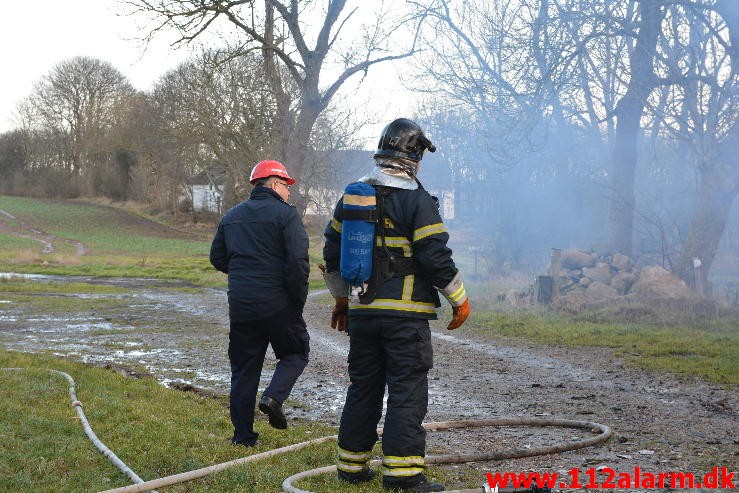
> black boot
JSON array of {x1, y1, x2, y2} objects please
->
[
  {"x1": 258, "y1": 395, "x2": 287, "y2": 429},
  {"x1": 402, "y1": 479, "x2": 445, "y2": 492},
  {"x1": 384, "y1": 477, "x2": 445, "y2": 492},
  {"x1": 338, "y1": 468, "x2": 376, "y2": 484}
]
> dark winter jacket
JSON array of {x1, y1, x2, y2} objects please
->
[
  {"x1": 323, "y1": 184, "x2": 458, "y2": 319},
  {"x1": 210, "y1": 186, "x2": 309, "y2": 321}
]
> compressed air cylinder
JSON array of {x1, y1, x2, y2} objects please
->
[{"x1": 340, "y1": 182, "x2": 376, "y2": 287}]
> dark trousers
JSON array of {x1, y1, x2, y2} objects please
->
[
  {"x1": 228, "y1": 303, "x2": 309, "y2": 444},
  {"x1": 338, "y1": 315, "x2": 432, "y2": 488}
]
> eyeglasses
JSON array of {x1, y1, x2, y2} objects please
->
[{"x1": 274, "y1": 181, "x2": 291, "y2": 190}]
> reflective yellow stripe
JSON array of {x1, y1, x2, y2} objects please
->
[
  {"x1": 376, "y1": 236, "x2": 411, "y2": 248},
  {"x1": 448, "y1": 284, "x2": 466, "y2": 303},
  {"x1": 337, "y1": 447, "x2": 373, "y2": 461},
  {"x1": 374, "y1": 236, "x2": 415, "y2": 301},
  {"x1": 338, "y1": 462, "x2": 368, "y2": 473},
  {"x1": 383, "y1": 455, "x2": 425, "y2": 466},
  {"x1": 413, "y1": 223, "x2": 446, "y2": 242},
  {"x1": 350, "y1": 298, "x2": 436, "y2": 314},
  {"x1": 402, "y1": 274, "x2": 414, "y2": 300},
  {"x1": 344, "y1": 194, "x2": 376, "y2": 206},
  {"x1": 369, "y1": 235, "x2": 422, "y2": 305},
  {"x1": 381, "y1": 466, "x2": 426, "y2": 477},
  {"x1": 377, "y1": 237, "x2": 413, "y2": 258},
  {"x1": 331, "y1": 217, "x2": 342, "y2": 233}
]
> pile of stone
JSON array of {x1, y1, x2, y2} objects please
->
[{"x1": 547, "y1": 249, "x2": 693, "y2": 313}]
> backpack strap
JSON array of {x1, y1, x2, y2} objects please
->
[{"x1": 358, "y1": 186, "x2": 421, "y2": 304}]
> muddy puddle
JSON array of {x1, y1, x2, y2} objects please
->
[{"x1": 0, "y1": 274, "x2": 348, "y2": 421}]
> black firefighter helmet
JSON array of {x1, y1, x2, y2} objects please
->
[{"x1": 374, "y1": 118, "x2": 436, "y2": 162}]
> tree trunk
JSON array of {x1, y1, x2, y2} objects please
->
[
  {"x1": 262, "y1": 0, "x2": 292, "y2": 162},
  {"x1": 675, "y1": 129, "x2": 739, "y2": 292},
  {"x1": 608, "y1": 1, "x2": 664, "y2": 256},
  {"x1": 287, "y1": 99, "x2": 322, "y2": 215}
]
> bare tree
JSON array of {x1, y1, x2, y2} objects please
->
[
  {"x1": 125, "y1": 0, "x2": 421, "y2": 212},
  {"x1": 656, "y1": 1, "x2": 738, "y2": 290},
  {"x1": 148, "y1": 50, "x2": 281, "y2": 210},
  {"x1": 606, "y1": 1, "x2": 665, "y2": 256},
  {"x1": 19, "y1": 57, "x2": 136, "y2": 196},
  {"x1": 0, "y1": 131, "x2": 26, "y2": 194}
]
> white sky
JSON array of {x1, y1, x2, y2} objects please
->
[
  {"x1": 0, "y1": 0, "x2": 418, "y2": 146},
  {"x1": 0, "y1": 0, "x2": 190, "y2": 132}
]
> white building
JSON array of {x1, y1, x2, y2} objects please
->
[{"x1": 191, "y1": 182, "x2": 223, "y2": 214}]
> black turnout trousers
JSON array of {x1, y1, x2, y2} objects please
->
[
  {"x1": 338, "y1": 315, "x2": 433, "y2": 488},
  {"x1": 228, "y1": 302, "x2": 309, "y2": 444}
]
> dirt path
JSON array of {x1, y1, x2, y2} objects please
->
[
  {"x1": 0, "y1": 209, "x2": 87, "y2": 255},
  {"x1": 0, "y1": 278, "x2": 735, "y2": 491}
]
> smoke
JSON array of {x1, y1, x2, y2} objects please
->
[{"x1": 414, "y1": 113, "x2": 739, "y2": 288}]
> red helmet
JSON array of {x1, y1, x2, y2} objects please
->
[{"x1": 249, "y1": 160, "x2": 296, "y2": 185}]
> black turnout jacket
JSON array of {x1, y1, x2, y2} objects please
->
[
  {"x1": 210, "y1": 186, "x2": 309, "y2": 321},
  {"x1": 323, "y1": 183, "x2": 458, "y2": 319}
]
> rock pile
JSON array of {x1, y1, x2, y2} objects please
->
[{"x1": 548, "y1": 249, "x2": 693, "y2": 313}]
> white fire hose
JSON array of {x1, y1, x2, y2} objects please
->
[{"x1": 2, "y1": 368, "x2": 152, "y2": 490}]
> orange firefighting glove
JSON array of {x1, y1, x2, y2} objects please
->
[
  {"x1": 447, "y1": 298, "x2": 470, "y2": 330},
  {"x1": 331, "y1": 297, "x2": 349, "y2": 332}
]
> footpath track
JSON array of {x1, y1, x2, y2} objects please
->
[{"x1": 0, "y1": 208, "x2": 87, "y2": 255}]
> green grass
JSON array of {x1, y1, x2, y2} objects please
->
[
  {"x1": 0, "y1": 351, "x2": 465, "y2": 493},
  {"x1": 0, "y1": 351, "x2": 333, "y2": 492},
  {"x1": 0, "y1": 194, "x2": 218, "y2": 285},
  {"x1": 0, "y1": 278, "x2": 129, "y2": 294},
  {"x1": 0, "y1": 195, "x2": 209, "y2": 255},
  {"x1": 0, "y1": 195, "x2": 330, "y2": 288},
  {"x1": 0, "y1": 292, "x2": 134, "y2": 314},
  {"x1": 469, "y1": 310, "x2": 739, "y2": 385},
  {"x1": 0, "y1": 233, "x2": 40, "y2": 250}
]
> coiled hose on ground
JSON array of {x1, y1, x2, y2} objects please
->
[
  {"x1": 5, "y1": 368, "x2": 611, "y2": 493},
  {"x1": 281, "y1": 418, "x2": 612, "y2": 493}
]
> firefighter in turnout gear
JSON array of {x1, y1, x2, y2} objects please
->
[{"x1": 322, "y1": 118, "x2": 471, "y2": 492}]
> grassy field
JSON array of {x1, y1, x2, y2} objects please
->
[
  {"x1": 0, "y1": 351, "x2": 475, "y2": 493},
  {"x1": 468, "y1": 309, "x2": 738, "y2": 385},
  {"x1": 0, "y1": 195, "x2": 327, "y2": 287}
]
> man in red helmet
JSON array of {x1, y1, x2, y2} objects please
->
[{"x1": 210, "y1": 160, "x2": 310, "y2": 447}]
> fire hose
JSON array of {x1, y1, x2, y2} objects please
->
[
  {"x1": 281, "y1": 418, "x2": 611, "y2": 493},
  {"x1": 1, "y1": 368, "x2": 152, "y2": 491},
  {"x1": 97, "y1": 417, "x2": 610, "y2": 493},
  {"x1": 5, "y1": 367, "x2": 611, "y2": 493}
]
